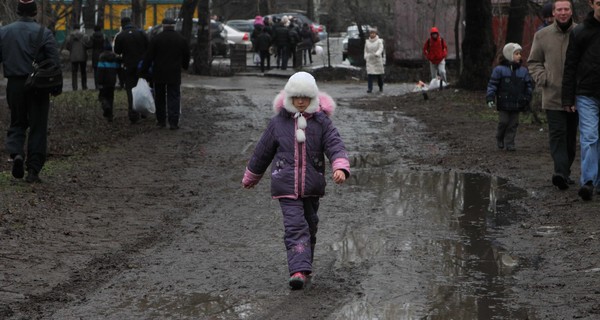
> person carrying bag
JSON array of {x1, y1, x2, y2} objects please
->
[
  {"x1": 25, "y1": 25, "x2": 63, "y2": 96},
  {"x1": 0, "y1": 0, "x2": 61, "y2": 183}
]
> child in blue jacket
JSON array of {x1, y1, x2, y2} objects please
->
[
  {"x1": 486, "y1": 43, "x2": 533, "y2": 151},
  {"x1": 97, "y1": 44, "x2": 120, "y2": 122}
]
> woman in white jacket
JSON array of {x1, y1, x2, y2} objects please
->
[{"x1": 364, "y1": 28, "x2": 385, "y2": 93}]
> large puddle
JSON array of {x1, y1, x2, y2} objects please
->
[{"x1": 329, "y1": 169, "x2": 530, "y2": 319}]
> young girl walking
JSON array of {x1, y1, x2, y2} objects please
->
[
  {"x1": 242, "y1": 71, "x2": 350, "y2": 290},
  {"x1": 486, "y1": 42, "x2": 533, "y2": 151}
]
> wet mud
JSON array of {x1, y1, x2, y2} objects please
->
[{"x1": 1, "y1": 75, "x2": 599, "y2": 319}]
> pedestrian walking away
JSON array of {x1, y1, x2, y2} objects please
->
[
  {"x1": 528, "y1": 0, "x2": 578, "y2": 191},
  {"x1": 364, "y1": 27, "x2": 385, "y2": 93},
  {"x1": 114, "y1": 16, "x2": 149, "y2": 124},
  {"x1": 65, "y1": 23, "x2": 91, "y2": 90},
  {"x1": 562, "y1": 0, "x2": 600, "y2": 201},
  {"x1": 0, "y1": 0, "x2": 61, "y2": 183},
  {"x1": 486, "y1": 43, "x2": 533, "y2": 152},
  {"x1": 140, "y1": 18, "x2": 190, "y2": 130},
  {"x1": 241, "y1": 71, "x2": 351, "y2": 290},
  {"x1": 255, "y1": 26, "x2": 272, "y2": 73},
  {"x1": 423, "y1": 26, "x2": 448, "y2": 87},
  {"x1": 91, "y1": 24, "x2": 111, "y2": 90},
  {"x1": 97, "y1": 43, "x2": 119, "y2": 123}
]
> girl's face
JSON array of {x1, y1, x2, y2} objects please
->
[
  {"x1": 369, "y1": 31, "x2": 377, "y2": 38},
  {"x1": 513, "y1": 50, "x2": 522, "y2": 63},
  {"x1": 292, "y1": 97, "x2": 311, "y2": 112}
]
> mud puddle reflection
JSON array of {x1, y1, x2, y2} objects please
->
[{"x1": 330, "y1": 168, "x2": 530, "y2": 319}]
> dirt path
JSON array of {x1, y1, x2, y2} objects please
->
[{"x1": 1, "y1": 75, "x2": 600, "y2": 319}]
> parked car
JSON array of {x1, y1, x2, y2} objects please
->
[
  {"x1": 147, "y1": 19, "x2": 229, "y2": 57},
  {"x1": 222, "y1": 24, "x2": 252, "y2": 50},
  {"x1": 265, "y1": 12, "x2": 327, "y2": 41},
  {"x1": 225, "y1": 19, "x2": 255, "y2": 34},
  {"x1": 342, "y1": 24, "x2": 371, "y2": 61}
]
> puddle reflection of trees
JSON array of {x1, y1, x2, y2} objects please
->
[{"x1": 331, "y1": 170, "x2": 529, "y2": 319}]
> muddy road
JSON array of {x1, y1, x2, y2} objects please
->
[{"x1": 1, "y1": 73, "x2": 599, "y2": 319}]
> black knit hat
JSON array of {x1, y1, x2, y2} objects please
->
[
  {"x1": 17, "y1": 0, "x2": 37, "y2": 17},
  {"x1": 542, "y1": 2, "x2": 553, "y2": 18},
  {"x1": 120, "y1": 17, "x2": 131, "y2": 26}
]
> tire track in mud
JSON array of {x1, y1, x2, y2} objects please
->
[{"x1": 2, "y1": 89, "x2": 216, "y2": 319}]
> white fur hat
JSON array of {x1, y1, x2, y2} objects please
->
[
  {"x1": 502, "y1": 42, "x2": 522, "y2": 61},
  {"x1": 283, "y1": 72, "x2": 320, "y2": 143}
]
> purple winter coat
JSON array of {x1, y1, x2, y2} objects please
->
[{"x1": 242, "y1": 91, "x2": 350, "y2": 199}]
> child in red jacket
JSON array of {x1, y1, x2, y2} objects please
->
[{"x1": 423, "y1": 27, "x2": 448, "y2": 86}]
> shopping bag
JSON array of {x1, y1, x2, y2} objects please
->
[{"x1": 132, "y1": 78, "x2": 155, "y2": 116}]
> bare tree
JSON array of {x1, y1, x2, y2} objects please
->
[
  {"x1": 132, "y1": 0, "x2": 146, "y2": 28},
  {"x1": 71, "y1": 0, "x2": 81, "y2": 27},
  {"x1": 505, "y1": 0, "x2": 528, "y2": 44},
  {"x1": 454, "y1": 0, "x2": 462, "y2": 73},
  {"x1": 458, "y1": 0, "x2": 494, "y2": 90},
  {"x1": 82, "y1": 0, "x2": 96, "y2": 30},
  {"x1": 97, "y1": 0, "x2": 106, "y2": 29},
  {"x1": 180, "y1": 0, "x2": 198, "y2": 45},
  {"x1": 192, "y1": 0, "x2": 211, "y2": 75}
]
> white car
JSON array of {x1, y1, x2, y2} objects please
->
[{"x1": 223, "y1": 24, "x2": 251, "y2": 50}]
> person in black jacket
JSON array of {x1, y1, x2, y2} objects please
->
[
  {"x1": 273, "y1": 16, "x2": 292, "y2": 70},
  {"x1": 114, "y1": 17, "x2": 149, "y2": 124},
  {"x1": 140, "y1": 18, "x2": 190, "y2": 130},
  {"x1": 91, "y1": 24, "x2": 110, "y2": 89},
  {"x1": 0, "y1": 0, "x2": 60, "y2": 183},
  {"x1": 97, "y1": 44, "x2": 119, "y2": 122},
  {"x1": 255, "y1": 27, "x2": 272, "y2": 72},
  {"x1": 562, "y1": 0, "x2": 600, "y2": 201}
]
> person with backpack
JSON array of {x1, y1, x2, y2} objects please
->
[{"x1": 423, "y1": 26, "x2": 448, "y2": 86}]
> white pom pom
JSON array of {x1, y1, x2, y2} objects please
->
[
  {"x1": 296, "y1": 129, "x2": 306, "y2": 143},
  {"x1": 298, "y1": 115, "x2": 307, "y2": 129}
]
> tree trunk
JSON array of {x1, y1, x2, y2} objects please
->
[
  {"x1": 82, "y1": 0, "x2": 96, "y2": 30},
  {"x1": 192, "y1": 0, "x2": 212, "y2": 75},
  {"x1": 132, "y1": 0, "x2": 146, "y2": 29},
  {"x1": 306, "y1": 0, "x2": 314, "y2": 21},
  {"x1": 505, "y1": 0, "x2": 528, "y2": 44},
  {"x1": 71, "y1": 0, "x2": 81, "y2": 28},
  {"x1": 458, "y1": 0, "x2": 494, "y2": 90},
  {"x1": 97, "y1": 0, "x2": 106, "y2": 30},
  {"x1": 180, "y1": 0, "x2": 198, "y2": 45},
  {"x1": 454, "y1": 0, "x2": 462, "y2": 74}
]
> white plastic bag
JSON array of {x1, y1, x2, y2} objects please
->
[
  {"x1": 253, "y1": 54, "x2": 260, "y2": 65},
  {"x1": 132, "y1": 78, "x2": 155, "y2": 115}
]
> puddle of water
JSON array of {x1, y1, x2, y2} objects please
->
[
  {"x1": 119, "y1": 292, "x2": 254, "y2": 319},
  {"x1": 330, "y1": 170, "x2": 531, "y2": 319}
]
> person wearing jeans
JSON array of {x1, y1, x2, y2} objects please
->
[{"x1": 562, "y1": 0, "x2": 600, "y2": 201}]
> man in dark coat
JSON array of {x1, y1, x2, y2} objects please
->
[
  {"x1": 65, "y1": 23, "x2": 91, "y2": 90},
  {"x1": 0, "y1": 0, "x2": 61, "y2": 183},
  {"x1": 273, "y1": 16, "x2": 292, "y2": 70},
  {"x1": 114, "y1": 17, "x2": 149, "y2": 124},
  {"x1": 140, "y1": 18, "x2": 190, "y2": 130}
]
